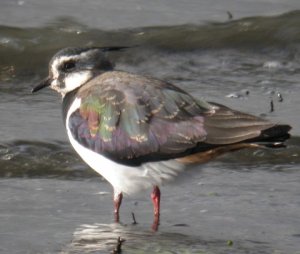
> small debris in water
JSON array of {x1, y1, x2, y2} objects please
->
[
  {"x1": 226, "y1": 89, "x2": 249, "y2": 99},
  {"x1": 270, "y1": 99, "x2": 274, "y2": 112},
  {"x1": 173, "y1": 223, "x2": 189, "y2": 227},
  {"x1": 207, "y1": 192, "x2": 218, "y2": 197},
  {"x1": 131, "y1": 212, "x2": 138, "y2": 225},
  {"x1": 227, "y1": 240, "x2": 233, "y2": 246},
  {"x1": 111, "y1": 237, "x2": 125, "y2": 254},
  {"x1": 227, "y1": 11, "x2": 233, "y2": 20}
]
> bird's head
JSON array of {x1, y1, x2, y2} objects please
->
[{"x1": 32, "y1": 46, "x2": 128, "y2": 96}]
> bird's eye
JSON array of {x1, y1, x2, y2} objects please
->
[{"x1": 62, "y1": 61, "x2": 76, "y2": 71}]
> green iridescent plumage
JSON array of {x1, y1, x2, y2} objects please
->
[{"x1": 73, "y1": 71, "x2": 210, "y2": 159}]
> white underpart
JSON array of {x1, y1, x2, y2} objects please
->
[{"x1": 66, "y1": 98, "x2": 184, "y2": 195}]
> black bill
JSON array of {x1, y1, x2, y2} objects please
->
[{"x1": 31, "y1": 77, "x2": 52, "y2": 93}]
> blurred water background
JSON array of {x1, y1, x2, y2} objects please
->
[{"x1": 0, "y1": 1, "x2": 300, "y2": 253}]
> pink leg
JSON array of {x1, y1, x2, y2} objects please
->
[
  {"x1": 113, "y1": 191, "x2": 123, "y2": 223},
  {"x1": 151, "y1": 185, "x2": 161, "y2": 231}
]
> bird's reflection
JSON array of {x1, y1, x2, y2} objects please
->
[
  {"x1": 63, "y1": 222, "x2": 271, "y2": 253},
  {"x1": 64, "y1": 222, "x2": 202, "y2": 253}
]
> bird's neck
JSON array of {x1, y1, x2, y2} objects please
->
[{"x1": 62, "y1": 88, "x2": 80, "y2": 125}]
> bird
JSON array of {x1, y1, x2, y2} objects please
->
[{"x1": 32, "y1": 47, "x2": 291, "y2": 231}]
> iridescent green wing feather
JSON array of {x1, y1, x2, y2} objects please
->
[{"x1": 68, "y1": 71, "x2": 211, "y2": 161}]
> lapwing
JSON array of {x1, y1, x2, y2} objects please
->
[{"x1": 32, "y1": 47, "x2": 291, "y2": 231}]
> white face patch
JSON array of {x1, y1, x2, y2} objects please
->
[
  {"x1": 63, "y1": 71, "x2": 93, "y2": 92},
  {"x1": 51, "y1": 71, "x2": 93, "y2": 96}
]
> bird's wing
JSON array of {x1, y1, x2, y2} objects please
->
[
  {"x1": 204, "y1": 102, "x2": 274, "y2": 144},
  {"x1": 67, "y1": 71, "x2": 213, "y2": 164}
]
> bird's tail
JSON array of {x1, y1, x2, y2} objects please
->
[
  {"x1": 177, "y1": 124, "x2": 291, "y2": 165},
  {"x1": 247, "y1": 124, "x2": 291, "y2": 146}
]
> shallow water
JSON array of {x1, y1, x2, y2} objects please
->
[{"x1": 0, "y1": 1, "x2": 300, "y2": 253}]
